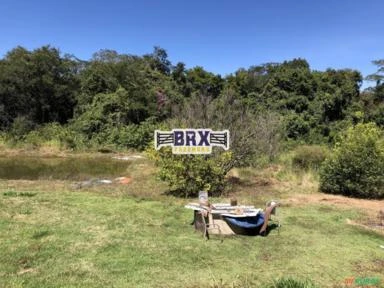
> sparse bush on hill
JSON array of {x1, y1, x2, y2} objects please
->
[
  {"x1": 292, "y1": 145, "x2": 328, "y2": 170},
  {"x1": 319, "y1": 123, "x2": 384, "y2": 199}
]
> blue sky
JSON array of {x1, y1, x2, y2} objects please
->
[{"x1": 0, "y1": 0, "x2": 383, "y2": 88}]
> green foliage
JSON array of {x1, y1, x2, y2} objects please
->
[
  {"x1": 57, "y1": 127, "x2": 87, "y2": 150},
  {"x1": 2, "y1": 180, "x2": 382, "y2": 287},
  {"x1": 0, "y1": 131, "x2": 5, "y2": 144},
  {"x1": 22, "y1": 123, "x2": 86, "y2": 150},
  {"x1": 226, "y1": 60, "x2": 364, "y2": 143},
  {"x1": 23, "y1": 123, "x2": 64, "y2": 147},
  {"x1": 117, "y1": 120, "x2": 157, "y2": 150},
  {"x1": 319, "y1": 123, "x2": 384, "y2": 199},
  {"x1": 284, "y1": 114, "x2": 310, "y2": 140},
  {"x1": 3, "y1": 191, "x2": 37, "y2": 198},
  {"x1": 87, "y1": 118, "x2": 157, "y2": 151},
  {"x1": 353, "y1": 89, "x2": 384, "y2": 127},
  {"x1": 185, "y1": 66, "x2": 223, "y2": 98},
  {"x1": 366, "y1": 59, "x2": 384, "y2": 85},
  {"x1": 265, "y1": 277, "x2": 317, "y2": 288},
  {"x1": 7, "y1": 116, "x2": 35, "y2": 143},
  {"x1": 145, "y1": 46, "x2": 172, "y2": 75},
  {"x1": 1, "y1": 44, "x2": 382, "y2": 153},
  {"x1": 148, "y1": 147, "x2": 233, "y2": 197},
  {"x1": 148, "y1": 92, "x2": 281, "y2": 197},
  {"x1": 0, "y1": 46, "x2": 80, "y2": 129},
  {"x1": 292, "y1": 145, "x2": 328, "y2": 170}
]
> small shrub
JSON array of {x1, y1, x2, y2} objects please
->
[
  {"x1": 114, "y1": 119, "x2": 157, "y2": 150},
  {"x1": 319, "y1": 123, "x2": 384, "y2": 199},
  {"x1": 0, "y1": 131, "x2": 6, "y2": 145},
  {"x1": 147, "y1": 146, "x2": 233, "y2": 197},
  {"x1": 24, "y1": 130, "x2": 43, "y2": 148},
  {"x1": 292, "y1": 145, "x2": 328, "y2": 170},
  {"x1": 10, "y1": 122, "x2": 79, "y2": 150},
  {"x1": 58, "y1": 125, "x2": 88, "y2": 150},
  {"x1": 7, "y1": 116, "x2": 35, "y2": 143}
]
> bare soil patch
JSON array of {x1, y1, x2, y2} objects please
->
[
  {"x1": 287, "y1": 193, "x2": 384, "y2": 234},
  {"x1": 286, "y1": 193, "x2": 384, "y2": 216}
]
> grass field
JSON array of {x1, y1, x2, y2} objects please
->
[{"x1": 0, "y1": 154, "x2": 383, "y2": 288}]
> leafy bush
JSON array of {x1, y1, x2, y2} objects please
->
[
  {"x1": 23, "y1": 123, "x2": 63, "y2": 147},
  {"x1": 7, "y1": 116, "x2": 35, "y2": 143},
  {"x1": 148, "y1": 147, "x2": 233, "y2": 197},
  {"x1": 148, "y1": 91, "x2": 281, "y2": 197},
  {"x1": 112, "y1": 119, "x2": 157, "y2": 150},
  {"x1": 292, "y1": 145, "x2": 328, "y2": 170},
  {"x1": 58, "y1": 127, "x2": 87, "y2": 150},
  {"x1": 0, "y1": 131, "x2": 6, "y2": 145},
  {"x1": 79, "y1": 118, "x2": 157, "y2": 151},
  {"x1": 319, "y1": 123, "x2": 384, "y2": 199},
  {"x1": 19, "y1": 123, "x2": 87, "y2": 150},
  {"x1": 284, "y1": 114, "x2": 310, "y2": 140}
]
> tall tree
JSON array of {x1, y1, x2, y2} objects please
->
[
  {"x1": 186, "y1": 66, "x2": 223, "y2": 98},
  {"x1": 0, "y1": 46, "x2": 80, "y2": 129},
  {"x1": 366, "y1": 59, "x2": 384, "y2": 86}
]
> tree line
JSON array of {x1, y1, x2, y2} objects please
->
[{"x1": 0, "y1": 45, "x2": 383, "y2": 149}]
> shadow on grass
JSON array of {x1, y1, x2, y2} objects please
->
[
  {"x1": 265, "y1": 223, "x2": 280, "y2": 236},
  {"x1": 32, "y1": 229, "x2": 51, "y2": 240}
]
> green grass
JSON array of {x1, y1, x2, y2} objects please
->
[
  {"x1": 0, "y1": 154, "x2": 383, "y2": 287},
  {"x1": 265, "y1": 277, "x2": 317, "y2": 288},
  {"x1": 0, "y1": 184, "x2": 383, "y2": 288}
]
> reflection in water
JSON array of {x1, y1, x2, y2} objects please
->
[{"x1": 0, "y1": 157, "x2": 131, "y2": 180}]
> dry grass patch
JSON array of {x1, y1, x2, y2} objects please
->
[{"x1": 287, "y1": 193, "x2": 384, "y2": 216}]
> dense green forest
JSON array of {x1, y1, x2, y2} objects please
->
[
  {"x1": 0, "y1": 46, "x2": 383, "y2": 198},
  {"x1": 0, "y1": 45, "x2": 383, "y2": 150}
]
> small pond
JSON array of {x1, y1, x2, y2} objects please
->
[{"x1": 0, "y1": 156, "x2": 132, "y2": 180}]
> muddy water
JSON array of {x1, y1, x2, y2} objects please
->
[{"x1": 0, "y1": 156, "x2": 131, "y2": 180}]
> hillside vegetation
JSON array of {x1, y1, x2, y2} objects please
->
[
  {"x1": 0, "y1": 46, "x2": 383, "y2": 199},
  {"x1": 0, "y1": 46, "x2": 383, "y2": 149}
]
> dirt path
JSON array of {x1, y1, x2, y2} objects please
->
[
  {"x1": 286, "y1": 192, "x2": 384, "y2": 235},
  {"x1": 286, "y1": 192, "x2": 384, "y2": 216}
]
